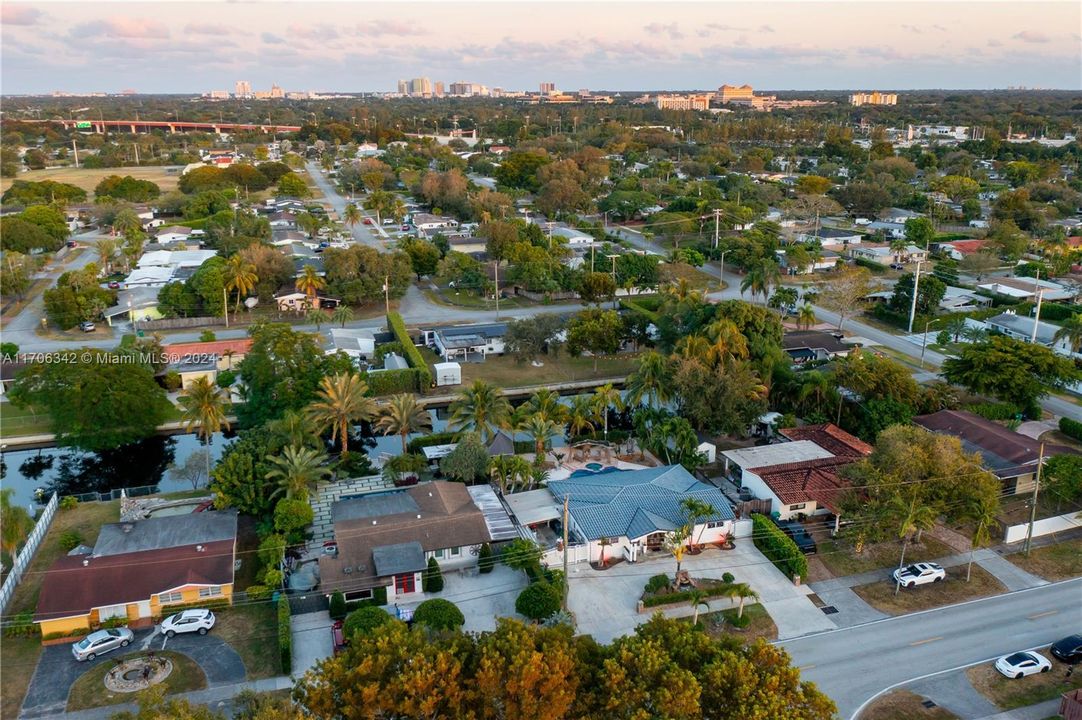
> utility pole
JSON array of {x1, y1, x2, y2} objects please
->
[
  {"x1": 132, "y1": 142, "x2": 140, "y2": 165},
  {"x1": 222, "y1": 287, "x2": 229, "y2": 327},
  {"x1": 718, "y1": 249, "x2": 727, "y2": 290},
  {"x1": 907, "y1": 260, "x2": 923, "y2": 334},
  {"x1": 1030, "y1": 269, "x2": 1044, "y2": 343},
  {"x1": 608, "y1": 254, "x2": 619, "y2": 310},
  {"x1": 493, "y1": 261, "x2": 500, "y2": 318},
  {"x1": 919, "y1": 319, "x2": 931, "y2": 368},
  {"x1": 561, "y1": 495, "x2": 570, "y2": 611},
  {"x1": 713, "y1": 208, "x2": 721, "y2": 249},
  {"x1": 383, "y1": 275, "x2": 390, "y2": 315},
  {"x1": 1024, "y1": 443, "x2": 1045, "y2": 556},
  {"x1": 71, "y1": 139, "x2": 79, "y2": 168}
]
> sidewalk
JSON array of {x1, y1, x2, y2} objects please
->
[
  {"x1": 975, "y1": 698, "x2": 1061, "y2": 720},
  {"x1": 57, "y1": 677, "x2": 294, "y2": 720}
]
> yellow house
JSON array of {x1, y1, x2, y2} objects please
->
[
  {"x1": 162, "y1": 339, "x2": 254, "y2": 390},
  {"x1": 35, "y1": 512, "x2": 238, "y2": 639}
]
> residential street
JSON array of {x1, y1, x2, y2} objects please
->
[
  {"x1": 304, "y1": 160, "x2": 388, "y2": 250},
  {"x1": 778, "y1": 577, "x2": 1082, "y2": 720}
]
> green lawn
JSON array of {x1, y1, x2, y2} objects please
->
[
  {"x1": 458, "y1": 353, "x2": 640, "y2": 389},
  {"x1": 851, "y1": 564, "x2": 1005, "y2": 615},
  {"x1": 66, "y1": 651, "x2": 205, "y2": 711},
  {"x1": 816, "y1": 534, "x2": 956, "y2": 579},
  {"x1": 423, "y1": 289, "x2": 541, "y2": 311},
  {"x1": 0, "y1": 402, "x2": 53, "y2": 436},
  {"x1": 213, "y1": 603, "x2": 282, "y2": 680},
  {"x1": 1, "y1": 636, "x2": 43, "y2": 720},
  {"x1": 691, "y1": 603, "x2": 777, "y2": 644},
  {"x1": 966, "y1": 651, "x2": 1082, "y2": 710}
]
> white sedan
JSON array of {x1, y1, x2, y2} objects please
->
[
  {"x1": 995, "y1": 651, "x2": 1052, "y2": 679},
  {"x1": 892, "y1": 562, "x2": 946, "y2": 588},
  {"x1": 160, "y1": 609, "x2": 216, "y2": 638}
]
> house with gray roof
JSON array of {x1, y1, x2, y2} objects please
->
[{"x1": 545, "y1": 465, "x2": 735, "y2": 565}]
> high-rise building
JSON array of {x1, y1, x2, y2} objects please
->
[
  {"x1": 434, "y1": 81, "x2": 445, "y2": 97},
  {"x1": 655, "y1": 94, "x2": 711, "y2": 111},
  {"x1": 206, "y1": 90, "x2": 230, "y2": 100},
  {"x1": 849, "y1": 91, "x2": 898, "y2": 106},
  {"x1": 269, "y1": 83, "x2": 284, "y2": 99},
  {"x1": 539, "y1": 82, "x2": 556, "y2": 94},
  {"x1": 408, "y1": 77, "x2": 433, "y2": 97},
  {"x1": 397, "y1": 79, "x2": 409, "y2": 95},
  {"x1": 718, "y1": 84, "x2": 755, "y2": 103},
  {"x1": 235, "y1": 80, "x2": 251, "y2": 97}
]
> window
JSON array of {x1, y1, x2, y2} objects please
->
[
  {"x1": 344, "y1": 589, "x2": 373, "y2": 602},
  {"x1": 789, "y1": 503, "x2": 807, "y2": 511},
  {"x1": 159, "y1": 591, "x2": 183, "y2": 604},
  {"x1": 198, "y1": 586, "x2": 222, "y2": 598},
  {"x1": 432, "y1": 548, "x2": 445, "y2": 559},
  {"x1": 447, "y1": 546, "x2": 462, "y2": 557},
  {"x1": 705, "y1": 521, "x2": 724, "y2": 529}
]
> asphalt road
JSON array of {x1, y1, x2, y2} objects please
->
[
  {"x1": 304, "y1": 160, "x2": 388, "y2": 250},
  {"x1": 778, "y1": 577, "x2": 1082, "y2": 719}
]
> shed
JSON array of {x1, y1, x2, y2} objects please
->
[
  {"x1": 433, "y1": 361, "x2": 462, "y2": 387},
  {"x1": 697, "y1": 441, "x2": 716, "y2": 464}
]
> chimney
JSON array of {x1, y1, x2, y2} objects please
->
[
  {"x1": 196, "y1": 545, "x2": 205, "y2": 552},
  {"x1": 122, "y1": 524, "x2": 134, "y2": 533},
  {"x1": 372, "y1": 520, "x2": 377, "y2": 525},
  {"x1": 82, "y1": 558, "x2": 89, "y2": 566}
]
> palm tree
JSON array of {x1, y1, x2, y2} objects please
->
[
  {"x1": 1053, "y1": 314, "x2": 1082, "y2": 354},
  {"x1": 675, "y1": 335, "x2": 712, "y2": 363},
  {"x1": 489, "y1": 454, "x2": 533, "y2": 494},
  {"x1": 703, "y1": 318, "x2": 749, "y2": 365},
  {"x1": 266, "y1": 445, "x2": 331, "y2": 499},
  {"x1": 795, "y1": 371, "x2": 834, "y2": 418},
  {"x1": 391, "y1": 197, "x2": 408, "y2": 224},
  {"x1": 376, "y1": 393, "x2": 432, "y2": 454},
  {"x1": 887, "y1": 491, "x2": 938, "y2": 594},
  {"x1": 524, "y1": 413, "x2": 561, "y2": 461},
  {"x1": 448, "y1": 380, "x2": 511, "y2": 444},
  {"x1": 625, "y1": 351, "x2": 672, "y2": 408},
  {"x1": 945, "y1": 316, "x2": 968, "y2": 343},
  {"x1": 663, "y1": 525, "x2": 692, "y2": 583},
  {"x1": 1, "y1": 488, "x2": 33, "y2": 560},
  {"x1": 740, "y1": 258, "x2": 781, "y2": 302},
  {"x1": 364, "y1": 189, "x2": 392, "y2": 225},
  {"x1": 525, "y1": 389, "x2": 568, "y2": 425},
  {"x1": 687, "y1": 589, "x2": 710, "y2": 625},
  {"x1": 723, "y1": 582, "x2": 759, "y2": 619},
  {"x1": 566, "y1": 395, "x2": 598, "y2": 441},
  {"x1": 964, "y1": 493, "x2": 999, "y2": 583},
  {"x1": 306, "y1": 307, "x2": 326, "y2": 331},
  {"x1": 797, "y1": 303, "x2": 816, "y2": 330},
  {"x1": 597, "y1": 537, "x2": 613, "y2": 568},
  {"x1": 343, "y1": 203, "x2": 361, "y2": 230},
  {"x1": 332, "y1": 305, "x2": 354, "y2": 328},
  {"x1": 295, "y1": 264, "x2": 325, "y2": 307},
  {"x1": 593, "y1": 383, "x2": 624, "y2": 441},
  {"x1": 889, "y1": 236, "x2": 909, "y2": 262},
  {"x1": 96, "y1": 237, "x2": 119, "y2": 275},
  {"x1": 177, "y1": 376, "x2": 230, "y2": 482},
  {"x1": 681, "y1": 497, "x2": 718, "y2": 548},
  {"x1": 306, "y1": 372, "x2": 377, "y2": 457},
  {"x1": 223, "y1": 255, "x2": 258, "y2": 314},
  {"x1": 268, "y1": 408, "x2": 318, "y2": 448}
]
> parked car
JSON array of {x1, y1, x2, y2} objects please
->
[
  {"x1": 889, "y1": 263, "x2": 905, "y2": 270},
  {"x1": 331, "y1": 619, "x2": 346, "y2": 653},
  {"x1": 772, "y1": 519, "x2": 817, "y2": 554},
  {"x1": 995, "y1": 651, "x2": 1052, "y2": 679},
  {"x1": 79, "y1": 321, "x2": 96, "y2": 332},
  {"x1": 72, "y1": 627, "x2": 133, "y2": 661},
  {"x1": 160, "y1": 609, "x2": 216, "y2": 638},
  {"x1": 1051, "y1": 634, "x2": 1082, "y2": 664},
  {"x1": 892, "y1": 562, "x2": 946, "y2": 587},
  {"x1": 401, "y1": 224, "x2": 410, "y2": 231},
  {"x1": 363, "y1": 218, "x2": 373, "y2": 225},
  {"x1": 107, "y1": 281, "x2": 120, "y2": 289},
  {"x1": 66, "y1": 240, "x2": 78, "y2": 248}
]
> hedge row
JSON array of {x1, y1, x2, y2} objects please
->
[
  {"x1": 1014, "y1": 302, "x2": 1079, "y2": 322},
  {"x1": 619, "y1": 298, "x2": 660, "y2": 324},
  {"x1": 387, "y1": 312, "x2": 432, "y2": 389},
  {"x1": 1061, "y1": 417, "x2": 1082, "y2": 442},
  {"x1": 363, "y1": 367, "x2": 424, "y2": 395},
  {"x1": 751, "y1": 514, "x2": 808, "y2": 581},
  {"x1": 965, "y1": 402, "x2": 1022, "y2": 421},
  {"x1": 407, "y1": 431, "x2": 458, "y2": 454},
  {"x1": 277, "y1": 596, "x2": 292, "y2": 675},
  {"x1": 854, "y1": 257, "x2": 888, "y2": 274}
]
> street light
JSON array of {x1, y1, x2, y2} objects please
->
[{"x1": 606, "y1": 254, "x2": 620, "y2": 310}]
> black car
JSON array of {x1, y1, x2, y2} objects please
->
[
  {"x1": 1051, "y1": 634, "x2": 1082, "y2": 664},
  {"x1": 774, "y1": 519, "x2": 817, "y2": 555}
]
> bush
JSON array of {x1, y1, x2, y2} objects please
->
[
  {"x1": 515, "y1": 582, "x2": 562, "y2": 621},
  {"x1": 3, "y1": 611, "x2": 36, "y2": 638},
  {"x1": 100, "y1": 617, "x2": 127, "y2": 629},
  {"x1": 163, "y1": 370, "x2": 182, "y2": 391},
  {"x1": 362, "y1": 367, "x2": 424, "y2": 395},
  {"x1": 413, "y1": 599, "x2": 465, "y2": 631},
  {"x1": 59, "y1": 530, "x2": 84, "y2": 552},
  {"x1": 619, "y1": 298, "x2": 660, "y2": 324},
  {"x1": 751, "y1": 514, "x2": 808, "y2": 581},
  {"x1": 966, "y1": 402, "x2": 1021, "y2": 421},
  {"x1": 854, "y1": 257, "x2": 888, "y2": 273},
  {"x1": 329, "y1": 591, "x2": 347, "y2": 620},
  {"x1": 1061, "y1": 417, "x2": 1082, "y2": 442},
  {"x1": 641, "y1": 580, "x2": 744, "y2": 608},
  {"x1": 727, "y1": 613, "x2": 751, "y2": 629},
  {"x1": 343, "y1": 606, "x2": 392, "y2": 638},
  {"x1": 199, "y1": 330, "x2": 217, "y2": 342},
  {"x1": 423, "y1": 557, "x2": 444, "y2": 593},
  {"x1": 59, "y1": 496, "x2": 79, "y2": 511},
  {"x1": 644, "y1": 574, "x2": 671, "y2": 594},
  {"x1": 722, "y1": 572, "x2": 735, "y2": 584},
  {"x1": 478, "y1": 543, "x2": 495, "y2": 574},
  {"x1": 216, "y1": 370, "x2": 236, "y2": 388},
  {"x1": 277, "y1": 596, "x2": 291, "y2": 675},
  {"x1": 245, "y1": 585, "x2": 271, "y2": 601},
  {"x1": 387, "y1": 312, "x2": 432, "y2": 390}
]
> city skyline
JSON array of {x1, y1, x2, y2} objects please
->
[{"x1": 2, "y1": 1, "x2": 1080, "y2": 94}]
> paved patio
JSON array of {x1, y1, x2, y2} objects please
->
[
  {"x1": 396, "y1": 564, "x2": 529, "y2": 633},
  {"x1": 567, "y1": 542, "x2": 837, "y2": 644}
]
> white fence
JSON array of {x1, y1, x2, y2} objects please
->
[
  {"x1": 1003, "y1": 511, "x2": 1082, "y2": 544},
  {"x1": 542, "y1": 543, "x2": 590, "y2": 567},
  {"x1": 0, "y1": 493, "x2": 58, "y2": 616}
]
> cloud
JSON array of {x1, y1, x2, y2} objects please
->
[
  {"x1": 1012, "y1": 30, "x2": 1050, "y2": 43},
  {"x1": 184, "y1": 23, "x2": 235, "y2": 36},
  {"x1": 987, "y1": 39, "x2": 1003, "y2": 47},
  {"x1": 2, "y1": 5, "x2": 44, "y2": 25},
  {"x1": 261, "y1": 32, "x2": 286, "y2": 44},
  {"x1": 706, "y1": 23, "x2": 749, "y2": 32},
  {"x1": 643, "y1": 22, "x2": 684, "y2": 40},
  {"x1": 287, "y1": 23, "x2": 339, "y2": 41},
  {"x1": 758, "y1": 25, "x2": 775, "y2": 33},
  {"x1": 351, "y1": 21, "x2": 424, "y2": 37},
  {"x1": 69, "y1": 17, "x2": 169, "y2": 39}
]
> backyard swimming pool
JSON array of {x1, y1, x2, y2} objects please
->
[{"x1": 569, "y1": 466, "x2": 625, "y2": 478}]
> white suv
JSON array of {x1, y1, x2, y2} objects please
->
[
  {"x1": 160, "y1": 609, "x2": 216, "y2": 638},
  {"x1": 892, "y1": 562, "x2": 946, "y2": 588}
]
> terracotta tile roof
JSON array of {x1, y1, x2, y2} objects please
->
[
  {"x1": 161, "y1": 338, "x2": 253, "y2": 363},
  {"x1": 779, "y1": 423, "x2": 873, "y2": 458},
  {"x1": 34, "y1": 539, "x2": 236, "y2": 622},
  {"x1": 941, "y1": 239, "x2": 987, "y2": 254},
  {"x1": 748, "y1": 457, "x2": 855, "y2": 512},
  {"x1": 320, "y1": 482, "x2": 492, "y2": 593}
]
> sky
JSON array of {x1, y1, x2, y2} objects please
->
[{"x1": 2, "y1": 1, "x2": 1080, "y2": 94}]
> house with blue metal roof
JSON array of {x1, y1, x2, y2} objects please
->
[{"x1": 546, "y1": 465, "x2": 735, "y2": 565}]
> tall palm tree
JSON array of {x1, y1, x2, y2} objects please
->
[
  {"x1": 376, "y1": 393, "x2": 432, "y2": 454},
  {"x1": 489, "y1": 454, "x2": 532, "y2": 494},
  {"x1": 448, "y1": 380, "x2": 511, "y2": 444},
  {"x1": 364, "y1": 189, "x2": 392, "y2": 225},
  {"x1": 268, "y1": 408, "x2": 318, "y2": 449},
  {"x1": 1, "y1": 488, "x2": 33, "y2": 560},
  {"x1": 592, "y1": 383, "x2": 624, "y2": 441},
  {"x1": 306, "y1": 372, "x2": 376, "y2": 457},
  {"x1": 625, "y1": 351, "x2": 672, "y2": 408},
  {"x1": 391, "y1": 197, "x2": 408, "y2": 224},
  {"x1": 266, "y1": 445, "x2": 331, "y2": 499},
  {"x1": 524, "y1": 413, "x2": 561, "y2": 461},
  {"x1": 177, "y1": 376, "x2": 230, "y2": 482},
  {"x1": 740, "y1": 258, "x2": 781, "y2": 302},
  {"x1": 343, "y1": 203, "x2": 361, "y2": 230},
  {"x1": 703, "y1": 318, "x2": 749, "y2": 365},
  {"x1": 1053, "y1": 314, "x2": 1082, "y2": 354},
  {"x1": 681, "y1": 497, "x2": 718, "y2": 548},
  {"x1": 663, "y1": 525, "x2": 692, "y2": 583},
  {"x1": 566, "y1": 395, "x2": 598, "y2": 440},
  {"x1": 687, "y1": 589, "x2": 710, "y2": 625},
  {"x1": 797, "y1": 303, "x2": 816, "y2": 330},
  {"x1": 888, "y1": 491, "x2": 938, "y2": 594},
  {"x1": 96, "y1": 237, "x2": 119, "y2": 275},
  {"x1": 964, "y1": 493, "x2": 999, "y2": 583},
  {"x1": 224, "y1": 255, "x2": 258, "y2": 314},
  {"x1": 674, "y1": 335, "x2": 712, "y2": 363},
  {"x1": 306, "y1": 307, "x2": 326, "y2": 331},
  {"x1": 525, "y1": 388, "x2": 568, "y2": 424},
  {"x1": 332, "y1": 305, "x2": 354, "y2": 328},
  {"x1": 295, "y1": 264, "x2": 326, "y2": 306}
]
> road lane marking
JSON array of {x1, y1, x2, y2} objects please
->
[
  {"x1": 909, "y1": 636, "x2": 943, "y2": 646},
  {"x1": 1027, "y1": 610, "x2": 1058, "y2": 620},
  {"x1": 798, "y1": 664, "x2": 816, "y2": 671}
]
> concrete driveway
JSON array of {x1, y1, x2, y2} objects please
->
[
  {"x1": 396, "y1": 564, "x2": 529, "y2": 633},
  {"x1": 567, "y1": 543, "x2": 836, "y2": 644},
  {"x1": 291, "y1": 610, "x2": 334, "y2": 677}
]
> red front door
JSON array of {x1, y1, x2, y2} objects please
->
[{"x1": 394, "y1": 573, "x2": 416, "y2": 594}]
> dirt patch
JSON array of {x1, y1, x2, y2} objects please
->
[
  {"x1": 1006, "y1": 538, "x2": 1082, "y2": 581},
  {"x1": 966, "y1": 651, "x2": 1082, "y2": 710},
  {"x1": 859, "y1": 690, "x2": 959, "y2": 720},
  {"x1": 851, "y1": 564, "x2": 1005, "y2": 615}
]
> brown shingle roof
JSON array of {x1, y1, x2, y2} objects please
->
[
  {"x1": 34, "y1": 539, "x2": 236, "y2": 622},
  {"x1": 779, "y1": 423, "x2": 873, "y2": 458},
  {"x1": 320, "y1": 482, "x2": 491, "y2": 593}
]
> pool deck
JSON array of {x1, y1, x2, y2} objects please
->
[{"x1": 547, "y1": 459, "x2": 649, "y2": 482}]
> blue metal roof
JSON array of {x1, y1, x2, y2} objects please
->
[{"x1": 547, "y1": 466, "x2": 735, "y2": 541}]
